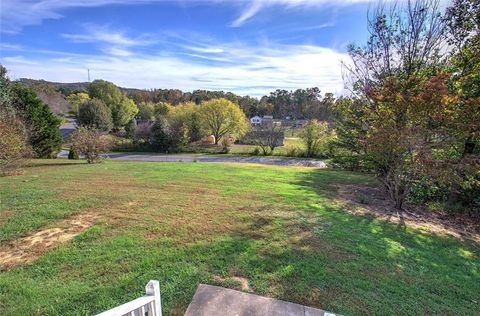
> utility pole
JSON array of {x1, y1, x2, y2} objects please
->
[{"x1": 87, "y1": 69, "x2": 91, "y2": 82}]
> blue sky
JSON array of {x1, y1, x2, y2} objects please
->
[{"x1": 1, "y1": 0, "x2": 381, "y2": 96}]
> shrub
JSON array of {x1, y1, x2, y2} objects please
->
[
  {"x1": 70, "y1": 127, "x2": 112, "y2": 163},
  {"x1": 77, "y1": 98, "x2": 113, "y2": 132},
  {"x1": 221, "y1": 137, "x2": 231, "y2": 154},
  {"x1": 408, "y1": 175, "x2": 445, "y2": 204},
  {"x1": 0, "y1": 118, "x2": 28, "y2": 175},
  {"x1": 68, "y1": 147, "x2": 79, "y2": 160},
  {"x1": 252, "y1": 147, "x2": 261, "y2": 156},
  {"x1": 285, "y1": 146, "x2": 301, "y2": 157}
]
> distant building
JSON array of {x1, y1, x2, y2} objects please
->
[
  {"x1": 293, "y1": 120, "x2": 307, "y2": 128},
  {"x1": 250, "y1": 116, "x2": 262, "y2": 126}
]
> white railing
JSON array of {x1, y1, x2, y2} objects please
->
[{"x1": 96, "y1": 280, "x2": 162, "y2": 316}]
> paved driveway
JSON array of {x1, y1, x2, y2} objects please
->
[
  {"x1": 59, "y1": 118, "x2": 76, "y2": 139},
  {"x1": 58, "y1": 151, "x2": 327, "y2": 168}
]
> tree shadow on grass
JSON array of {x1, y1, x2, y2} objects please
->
[
  {"x1": 160, "y1": 168, "x2": 480, "y2": 314},
  {"x1": 23, "y1": 161, "x2": 87, "y2": 168}
]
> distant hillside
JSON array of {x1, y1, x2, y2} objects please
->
[
  {"x1": 17, "y1": 79, "x2": 154, "y2": 114},
  {"x1": 18, "y1": 79, "x2": 90, "y2": 93},
  {"x1": 17, "y1": 79, "x2": 91, "y2": 114}
]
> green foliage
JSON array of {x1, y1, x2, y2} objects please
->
[
  {"x1": 11, "y1": 84, "x2": 62, "y2": 158},
  {"x1": 66, "y1": 92, "x2": 90, "y2": 113},
  {"x1": 169, "y1": 102, "x2": 203, "y2": 143},
  {"x1": 68, "y1": 147, "x2": 79, "y2": 160},
  {"x1": 125, "y1": 119, "x2": 137, "y2": 139},
  {"x1": 408, "y1": 176, "x2": 446, "y2": 204},
  {"x1": 77, "y1": 99, "x2": 113, "y2": 132},
  {"x1": 199, "y1": 98, "x2": 249, "y2": 145},
  {"x1": 136, "y1": 102, "x2": 155, "y2": 120},
  {"x1": 221, "y1": 137, "x2": 231, "y2": 154},
  {"x1": 88, "y1": 80, "x2": 138, "y2": 129},
  {"x1": 153, "y1": 102, "x2": 173, "y2": 117},
  {"x1": 299, "y1": 120, "x2": 332, "y2": 158},
  {"x1": 149, "y1": 116, "x2": 174, "y2": 152}
]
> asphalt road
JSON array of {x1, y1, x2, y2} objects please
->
[
  {"x1": 58, "y1": 151, "x2": 327, "y2": 168},
  {"x1": 59, "y1": 118, "x2": 76, "y2": 139}
]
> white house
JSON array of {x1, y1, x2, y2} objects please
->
[{"x1": 250, "y1": 116, "x2": 262, "y2": 126}]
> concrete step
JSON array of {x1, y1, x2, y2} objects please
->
[{"x1": 184, "y1": 284, "x2": 336, "y2": 316}]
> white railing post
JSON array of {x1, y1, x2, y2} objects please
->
[{"x1": 146, "y1": 280, "x2": 162, "y2": 316}]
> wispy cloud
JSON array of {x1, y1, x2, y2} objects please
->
[
  {"x1": 1, "y1": 0, "x2": 147, "y2": 33},
  {"x1": 61, "y1": 24, "x2": 156, "y2": 46},
  {"x1": 231, "y1": 1, "x2": 264, "y2": 27},
  {"x1": 184, "y1": 46, "x2": 225, "y2": 54},
  {"x1": 2, "y1": 38, "x2": 349, "y2": 96},
  {"x1": 1, "y1": 0, "x2": 382, "y2": 33},
  {"x1": 231, "y1": 0, "x2": 379, "y2": 27}
]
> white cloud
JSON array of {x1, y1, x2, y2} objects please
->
[
  {"x1": 62, "y1": 24, "x2": 156, "y2": 47},
  {"x1": 184, "y1": 46, "x2": 225, "y2": 54},
  {"x1": 1, "y1": 0, "x2": 384, "y2": 32},
  {"x1": 231, "y1": 0, "x2": 379, "y2": 27},
  {"x1": 103, "y1": 47, "x2": 133, "y2": 57},
  {"x1": 2, "y1": 40, "x2": 349, "y2": 96},
  {"x1": 231, "y1": 1, "x2": 264, "y2": 27}
]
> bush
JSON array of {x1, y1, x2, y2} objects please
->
[
  {"x1": 221, "y1": 137, "x2": 231, "y2": 154},
  {"x1": 252, "y1": 147, "x2": 261, "y2": 156},
  {"x1": 77, "y1": 99, "x2": 113, "y2": 132},
  {"x1": 284, "y1": 146, "x2": 302, "y2": 157},
  {"x1": 0, "y1": 118, "x2": 28, "y2": 175},
  {"x1": 68, "y1": 147, "x2": 79, "y2": 160},
  {"x1": 70, "y1": 127, "x2": 112, "y2": 163},
  {"x1": 407, "y1": 175, "x2": 445, "y2": 204}
]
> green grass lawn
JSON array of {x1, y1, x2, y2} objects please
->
[{"x1": 0, "y1": 160, "x2": 478, "y2": 315}]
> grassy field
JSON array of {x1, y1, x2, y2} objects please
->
[{"x1": 0, "y1": 160, "x2": 478, "y2": 315}]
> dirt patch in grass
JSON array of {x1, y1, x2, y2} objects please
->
[
  {"x1": 0, "y1": 211, "x2": 100, "y2": 270},
  {"x1": 212, "y1": 274, "x2": 252, "y2": 292},
  {"x1": 0, "y1": 209, "x2": 14, "y2": 225},
  {"x1": 336, "y1": 184, "x2": 480, "y2": 242}
]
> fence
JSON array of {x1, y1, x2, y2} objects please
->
[{"x1": 96, "y1": 280, "x2": 161, "y2": 316}]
